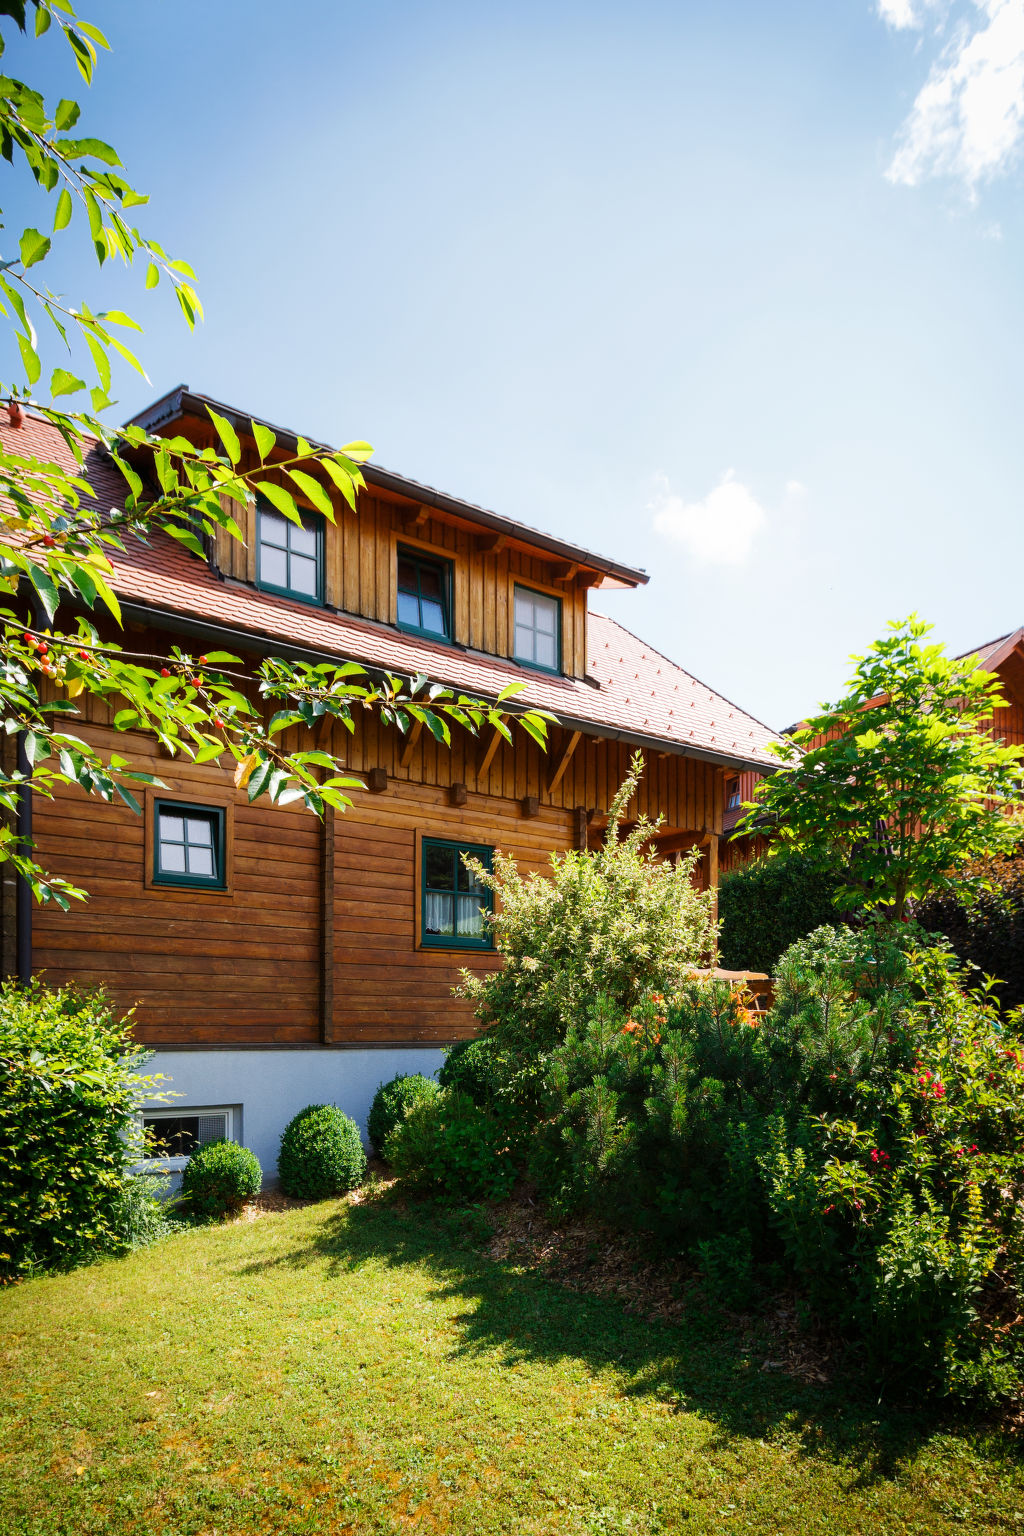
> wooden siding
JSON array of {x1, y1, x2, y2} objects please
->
[
  {"x1": 211, "y1": 475, "x2": 591, "y2": 678},
  {"x1": 23, "y1": 682, "x2": 726, "y2": 1048}
]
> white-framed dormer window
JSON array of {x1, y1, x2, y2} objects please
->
[{"x1": 140, "y1": 1105, "x2": 237, "y2": 1169}]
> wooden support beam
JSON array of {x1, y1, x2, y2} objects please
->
[
  {"x1": 520, "y1": 795, "x2": 539, "y2": 819},
  {"x1": 366, "y1": 767, "x2": 388, "y2": 794},
  {"x1": 546, "y1": 729, "x2": 582, "y2": 796},
  {"x1": 396, "y1": 506, "x2": 429, "y2": 532},
  {"x1": 575, "y1": 569, "x2": 602, "y2": 588},
  {"x1": 450, "y1": 782, "x2": 468, "y2": 807},
  {"x1": 573, "y1": 806, "x2": 588, "y2": 851},
  {"x1": 399, "y1": 720, "x2": 423, "y2": 770},
  {"x1": 550, "y1": 561, "x2": 579, "y2": 583},
  {"x1": 474, "y1": 533, "x2": 508, "y2": 553},
  {"x1": 476, "y1": 725, "x2": 503, "y2": 783},
  {"x1": 320, "y1": 806, "x2": 335, "y2": 1043}
]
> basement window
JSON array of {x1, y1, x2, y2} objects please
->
[
  {"x1": 257, "y1": 498, "x2": 324, "y2": 603},
  {"x1": 421, "y1": 838, "x2": 493, "y2": 949},
  {"x1": 141, "y1": 1106, "x2": 236, "y2": 1164},
  {"x1": 153, "y1": 801, "x2": 226, "y2": 889}
]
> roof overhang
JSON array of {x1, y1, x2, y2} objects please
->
[{"x1": 127, "y1": 386, "x2": 649, "y2": 592}]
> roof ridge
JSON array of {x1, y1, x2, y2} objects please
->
[
  {"x1": 590, "y1": 610, "x2": 783, "y2": 741},
  {"x1": 955, "y1": 626, "x2": 1024, "y2": 661}
]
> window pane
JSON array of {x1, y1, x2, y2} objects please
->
[
  {"x1": 418, "y1": 565, "x2": 443, "y2": 602},
  {"x1": 535, "y1": 598, "x2": 557, "y2": 635},
  {"x1": 259, "y1": 511, "x2": 289, "y2": 549},
  {"x1": 186, "y1": 844, "x2": 215, "y2": 878},
  {"x1": 289, "y1": 554, "x2": 319, "y2": 596},
  {"x1": 260, "y1": 544, "x2": 288, "y2": 587},
  {"x1": 515, "y1": 623, "x2": 535, "y2": 660},
  {"x1": 514, "y1": 590, "x2": 534, "y2": 627},
  {"x1": 289, "y1": 522, "x2": 317, "y2": 557},
  {"x1": 397, "y1": 557, "x2": 418, "y2": 592},
  {"x1": 397, "y1": 589, "x2": 421, "y2": 627},
  {"x1": 456, "y1": 894, "x2": 485, "y2": 937},
  {"x1": 144, "y1": 1115, "x2": 199, "y2": 1157},
  {"x1": 425, "y1": 845, "x2": 454, "y2": 890},
  {"x1": 185, "y1": 817, "x2": 213, "y2": 847},
  {"x1": 457, "y1": 856, "x2": 483, "y2": 892},
  {"x1": 535, "y1": 631, "x2": 557, "y2": 669},
  {"x1": 160, "y1": 813, "x2": 185, "y2": 844},
  {"x1": 424, "y1": 891, "x2": 454, "y2": 935},
  {"x1": 159, "y1": 839, "x2": 186, "y2": 872},
  {"x1": 420, "y1": 598, "x2": 446, "y2": 634}
]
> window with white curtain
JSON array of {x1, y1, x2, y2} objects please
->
[{"x1": 421, "y1": 838, "x2": 493, "y2": 949}]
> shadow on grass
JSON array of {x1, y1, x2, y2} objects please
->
[{"x1": 231, "y1": 1188, "x2": 1000, "y2": 1489}]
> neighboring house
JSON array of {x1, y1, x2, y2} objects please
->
[
  {"x1": 720, "y1": 627, "x2": 1024, "y2": 874},
  {"x1": 0, "y1": 388, "x2": 779, "y2": 1175}
]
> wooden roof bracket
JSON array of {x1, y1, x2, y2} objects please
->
[{"x1": 546, "y1": 729, "x2": 582, "y2": 796}]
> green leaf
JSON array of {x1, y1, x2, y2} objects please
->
[
  {"x1": 144, "y1": 260, "x2": 159, "y2": 289},
  {"x1": 71, "y1": 136, "x2": 121, "y2": 166},
  {"x1": 53, "y1": 188, "x2": 72, "y2": 231},
  {"x1": 207, "y1": 406, "x2": 241, "y2": 466},
  {"x1": 252, "y1": 420, "x2": 276, "y2": 462},
  {"x1": 287, "y1": 467, "x2": 335, "y2": 520},
  {"x1": 495, "y1": 681, "x2": 526, "y2": 703},
  {"x1": 54, "y1": 99, "x2": 81, "y2": 132},
  {"x1": 49, "y1": 367, "x2": 85, "y2": 399},
  {"x1": 34, "y1": 6, "x2": 50, "y2": 36},
  {"x1": 18, "y1": 226, "x2": 50, "y2": 268},
  {"x1": 339, "y1": 440, "x2": 374, "y2": 462},
  {"x1": 27, "y1": 562, "x2": 58, "y2": 621},
  {"x1": 17, "y1": 331, "x2": 40, "y2": 384},
  {"x1": 252, "y1": 479, "x2": 302, "y2": 526},
  {"x1": 114, "y1": 782, "x2": 142, "y2": 815},
  {"x1": 201, "y1": 651, "x2": 241, "y2": 664},
  {"x1": 247, "y1": 760, "x2": 272, "y2": 802}
]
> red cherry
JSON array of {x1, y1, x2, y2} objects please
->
[
  {"x1": 160, "y1": 668, "x2": 171, "y2": 678},
  {"x1": 22, "y1": 632, "x2": 32, "y2": 645},
  {"x1": 37, "y1": 643, "x2": 48, "y2": 656},
  {"x1": 197, "y1": 655, "x2": 208, "y2": 666},
  {"x1": 77, "y1": 650, "x2": 90, "y2": 661},
  {"x1": 41, "y1": 534, "x2": 55, "y2": 548},
  {"x1": 214, "y1": 717, "x2": 224, "y2": 729}
]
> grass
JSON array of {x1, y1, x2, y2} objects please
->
[{"x1": 1, "y1": 1190, "x2": 1022, "y2": 1536}]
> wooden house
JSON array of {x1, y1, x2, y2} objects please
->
[{"x1": 1, "y1": 389, "x2": 779, "y2": 1175}]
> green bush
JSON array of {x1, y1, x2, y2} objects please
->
[
  {"x1": 0, "y1": 980, "x2": 164, "y2": 1279},
  {"x1": 458, "y1": 751, "x2": 716, "y2": 1056},
  {"x1": 717, "y1": 850, "x2": 843, "y2": 973},
  {"x1": 385, "y1": 1089, "x2": 519, "y2": 1203},
  {"x1": 917, "y1": 852, "x2": 1024, "y2": 1011},
  {"x1": 277, "y1": 1104, "x2": 366, "y2": 1199},
  {"x1": 367, "y1": 1074, "x2": 438, "y2": 1157},
  {"x1": 181, "y1": 1138, "x2": 262, "y2": 1218},
  {"x1": 109, "y1": 1171, "x2": 173, "y2": 1251}
]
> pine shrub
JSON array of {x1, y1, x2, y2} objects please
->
[
  {"x1": 367, "y1": 1074, "x2": 438, "y2": 1156},
  {"x1": 181, "y1": 1138, "x2": 262, "y2": 1218},
  {"x1": 277, "y1": 1104, "x2": 366, "y2": 1198}
]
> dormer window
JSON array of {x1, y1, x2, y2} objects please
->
[
  {"x1": 514, "y1": 585, "x2": 561, "y2": 673},
  {"x1": 726, "y1": 777, "x2": 741, "y2": 811},
  {"x1": 257, "y1": 499, "x2": 324, "y2": 604},
  {"x1": 397, "y1": 547, "x2": 451, "y2": 641}
]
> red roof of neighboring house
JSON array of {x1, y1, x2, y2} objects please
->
[
  {"x1": 958, "y1": 628, "x2": 1024, "y2": 672},
  {"x1": 1, "y1": 412, "x2": 780, "y2": 772}
]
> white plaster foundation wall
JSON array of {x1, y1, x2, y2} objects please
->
[{"x1": 144, "y1": 1047, "x2": 447, "y2": 1187}]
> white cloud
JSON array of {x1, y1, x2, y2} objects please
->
[
  {"x1": 649, "y1": 470, "x2": 767, "y2": 566},
  {"x1": 887, "y1": 0, "x2": 1024, "y2": 190},
  {"x1": 877, "y1": 0, "x2": 928, "y2": 28}
]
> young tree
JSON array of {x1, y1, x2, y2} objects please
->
[
  {"x1": 741, "y1": 616, "x2": 1024, "y2": 921},
  {"x1": 0, "y1": 3, "x2": 550, "y2": 906}
]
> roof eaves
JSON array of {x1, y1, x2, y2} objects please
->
[{"x1": 126, "y1": 387, "x2": 649, "y2": 590}]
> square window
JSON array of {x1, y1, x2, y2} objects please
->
[
  {"x1": 153, "y1": 801, "x2": 226, "y2": 889},
  {"x1": 513, "y1": 586, "x2": 561, "y2": 673},
  {"x1": 257, "y1": 499, "x2": 324, "y2": 604},
  {"x1": 421, "y1": 838, "x2": 493, "y2": 949},
  {"x1": 396, "y1": 547, "x2": 452, "y2": 641}
]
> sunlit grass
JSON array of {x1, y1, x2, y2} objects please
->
[{"x1": 0, "y1": 1191, "x2": 1020, "y2": 1535}]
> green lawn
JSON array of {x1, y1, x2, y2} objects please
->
[{"x1": 1, "y1": 1191, "x2": 1021, "y2": 1536}]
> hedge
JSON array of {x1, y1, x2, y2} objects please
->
[{"x1": 717, "y1": 850, "x2": 843, "y2": 973}]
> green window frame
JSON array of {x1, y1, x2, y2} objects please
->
[
  {"x1": 397, "y1": 546, "x2": 453, "y2": 641},
  {"x1": 421, "y1": 838, "x2": 493, "y2": 949},
  {"x1": 513, "y1": 584, "x2": 562, "y2": 674},
  {"x1": 256, "y1": 497, "x2": 325, "y2": 605},
  {"x1": 153, "y1": 800, "x2": 226, "y2": 890}
]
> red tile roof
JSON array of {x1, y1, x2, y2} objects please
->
[{"x1": 1, "y1": 412, "x2": 780, "y2": 771}]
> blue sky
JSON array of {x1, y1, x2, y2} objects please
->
[{"x1": 10, "y1": 0, "x2": 1024, "y2": 728}]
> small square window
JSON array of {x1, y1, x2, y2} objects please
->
[
  {"x1": 513, "y1": 586, "x2": 561, "y2": 673},
  {"x1": 257, "y1": 499, "x2": 324, "y2": 604},
  {"x1": 397, "y1": 547, "x2": 452, "y2": 641},
  {"x1": 421, "y1": 838, "x2": 493, "y2": 949},
  {"x1": 153, "y1": 801, "x2": 226, "y2": 889}
]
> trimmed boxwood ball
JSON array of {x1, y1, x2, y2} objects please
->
[
  {"x1": 277, "y1": 1104, "x2": 366, "y2": 1199},
  {"x1": 367, "y1": 1073, "x2": 439, "y2": 1157},
  {"x1": 181, "y1": 1138, "x2": 262, "y2": 1219}
]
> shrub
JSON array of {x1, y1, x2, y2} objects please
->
[
  {"x1": 181, "y1": 1138, "x2": 262, "y2": 1219},
  {"x1": 717, "y1": 850, "x2": 843, "y2": 973},
  {"x1": 385, "y1": 1089, "x2": 519, "y2": 1203},
  {"x1": 109, "y1": 1171, "x2": 172, "y2": 1251},
  {"x1": 0, "y1": 980, "x2": 164, "y2": 1279},
  {"x1": 277, "y1": 1104, "x2": 366, "y2": 1199},
  {"x1": 458, "y1": 751, "x2": 716, "y2": 1057},
  {"x1": 917, "y1": 852, "x2": 1024, "y2": 1011},
  {"x1": 367, "y1": 1074, "x2": 438, "y2": 1157}
]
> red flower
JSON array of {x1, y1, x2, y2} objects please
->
[{"x1": 933, "y1": 1083, "x2": 945, "y2": 1099}]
